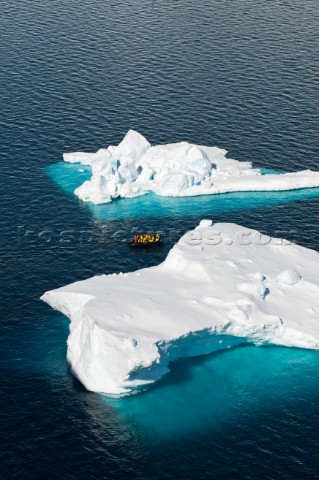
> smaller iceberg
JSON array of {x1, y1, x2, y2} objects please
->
[
  {"x1": 62, "y1": 130, "x2": 319, "y2": 204},
  {"x1": 41, "y1": 221, "x2": 319, "y2": 396}
]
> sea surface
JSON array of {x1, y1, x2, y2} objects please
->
[{"x1": 1, "y1": 1, "x2": 319, "y2": 478}]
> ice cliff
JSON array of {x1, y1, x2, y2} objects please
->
[
  {"x1": 63, "y1": 130, "x2": 319, "y2": 204},
  {"x1": 41, "y1": 221, "x2": 319, "y2": 396}
]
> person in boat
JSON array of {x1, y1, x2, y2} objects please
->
[{"x1": 132, "y1": 234, "x2": 161, "y2": 244}]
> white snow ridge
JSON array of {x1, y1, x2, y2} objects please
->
[
  {"x1": 63, "y1": 130, "x2": 319, "y2": 204},
  {"x1": 41, "y1": 221, "x2": 319, "y2": 396}
]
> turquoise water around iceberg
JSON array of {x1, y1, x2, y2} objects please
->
[
  {"x1": 108, "y1": 344, "x2": 319, "y2": 440},
  {"x1": 45, "y1": 163, "x2": 92, "y2": 194},
  {"x1": 46, "y1": 162, "x2": 319, "y2": 221},
  {"x1": 16, "y1": 307, "x2": 319, "y2": 444}
]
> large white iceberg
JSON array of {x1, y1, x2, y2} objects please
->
[
  {"x1": 41, "y1": 221, "x2": 319, "y2": 396},
  {"x1": 63, "y1": 130, "x2": 319, "y2": 204}
]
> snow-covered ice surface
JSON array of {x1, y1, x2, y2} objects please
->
[
  {"x1": 63, "y1": 130, "x2": 319, "y2": 204},
  {"x1": 41, "y1": 220, "x2": 319, "y2": 396}
]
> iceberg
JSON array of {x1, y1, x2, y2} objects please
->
[
  {"x1": 41, "y1": 220, "x2": 319, "y2": 396},
  {"x1": 62, "y1": 130, "x2": 319, "y2": 204}
]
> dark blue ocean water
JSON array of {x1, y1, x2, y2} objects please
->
[{"x1": 1, "y1": 1, "x2": 319, "y2": 478}]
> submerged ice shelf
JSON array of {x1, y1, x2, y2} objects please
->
[
  {"x1": 62, "y1": 130, "x2": 319, "y2": 204},
  {"x1": 41, "y1": 220, "x2": 319, "y2": 396}
]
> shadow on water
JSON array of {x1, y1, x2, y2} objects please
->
[
  {"x1": 3, "y1": 341, "x2": 319, "y2": 480},
  {"x1": 105, "y1": 343, "x2": 319, "y2": 441},
  {"x1": 3, "y1": 302, "x2": 319, "y2": 479},
  {"x1": 7, "y1": 304, "x2": 319, "y2": 445}
]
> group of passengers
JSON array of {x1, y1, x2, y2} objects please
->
[{"x1": 133, "y1": 234, "x2": 161, "y2": 243}]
